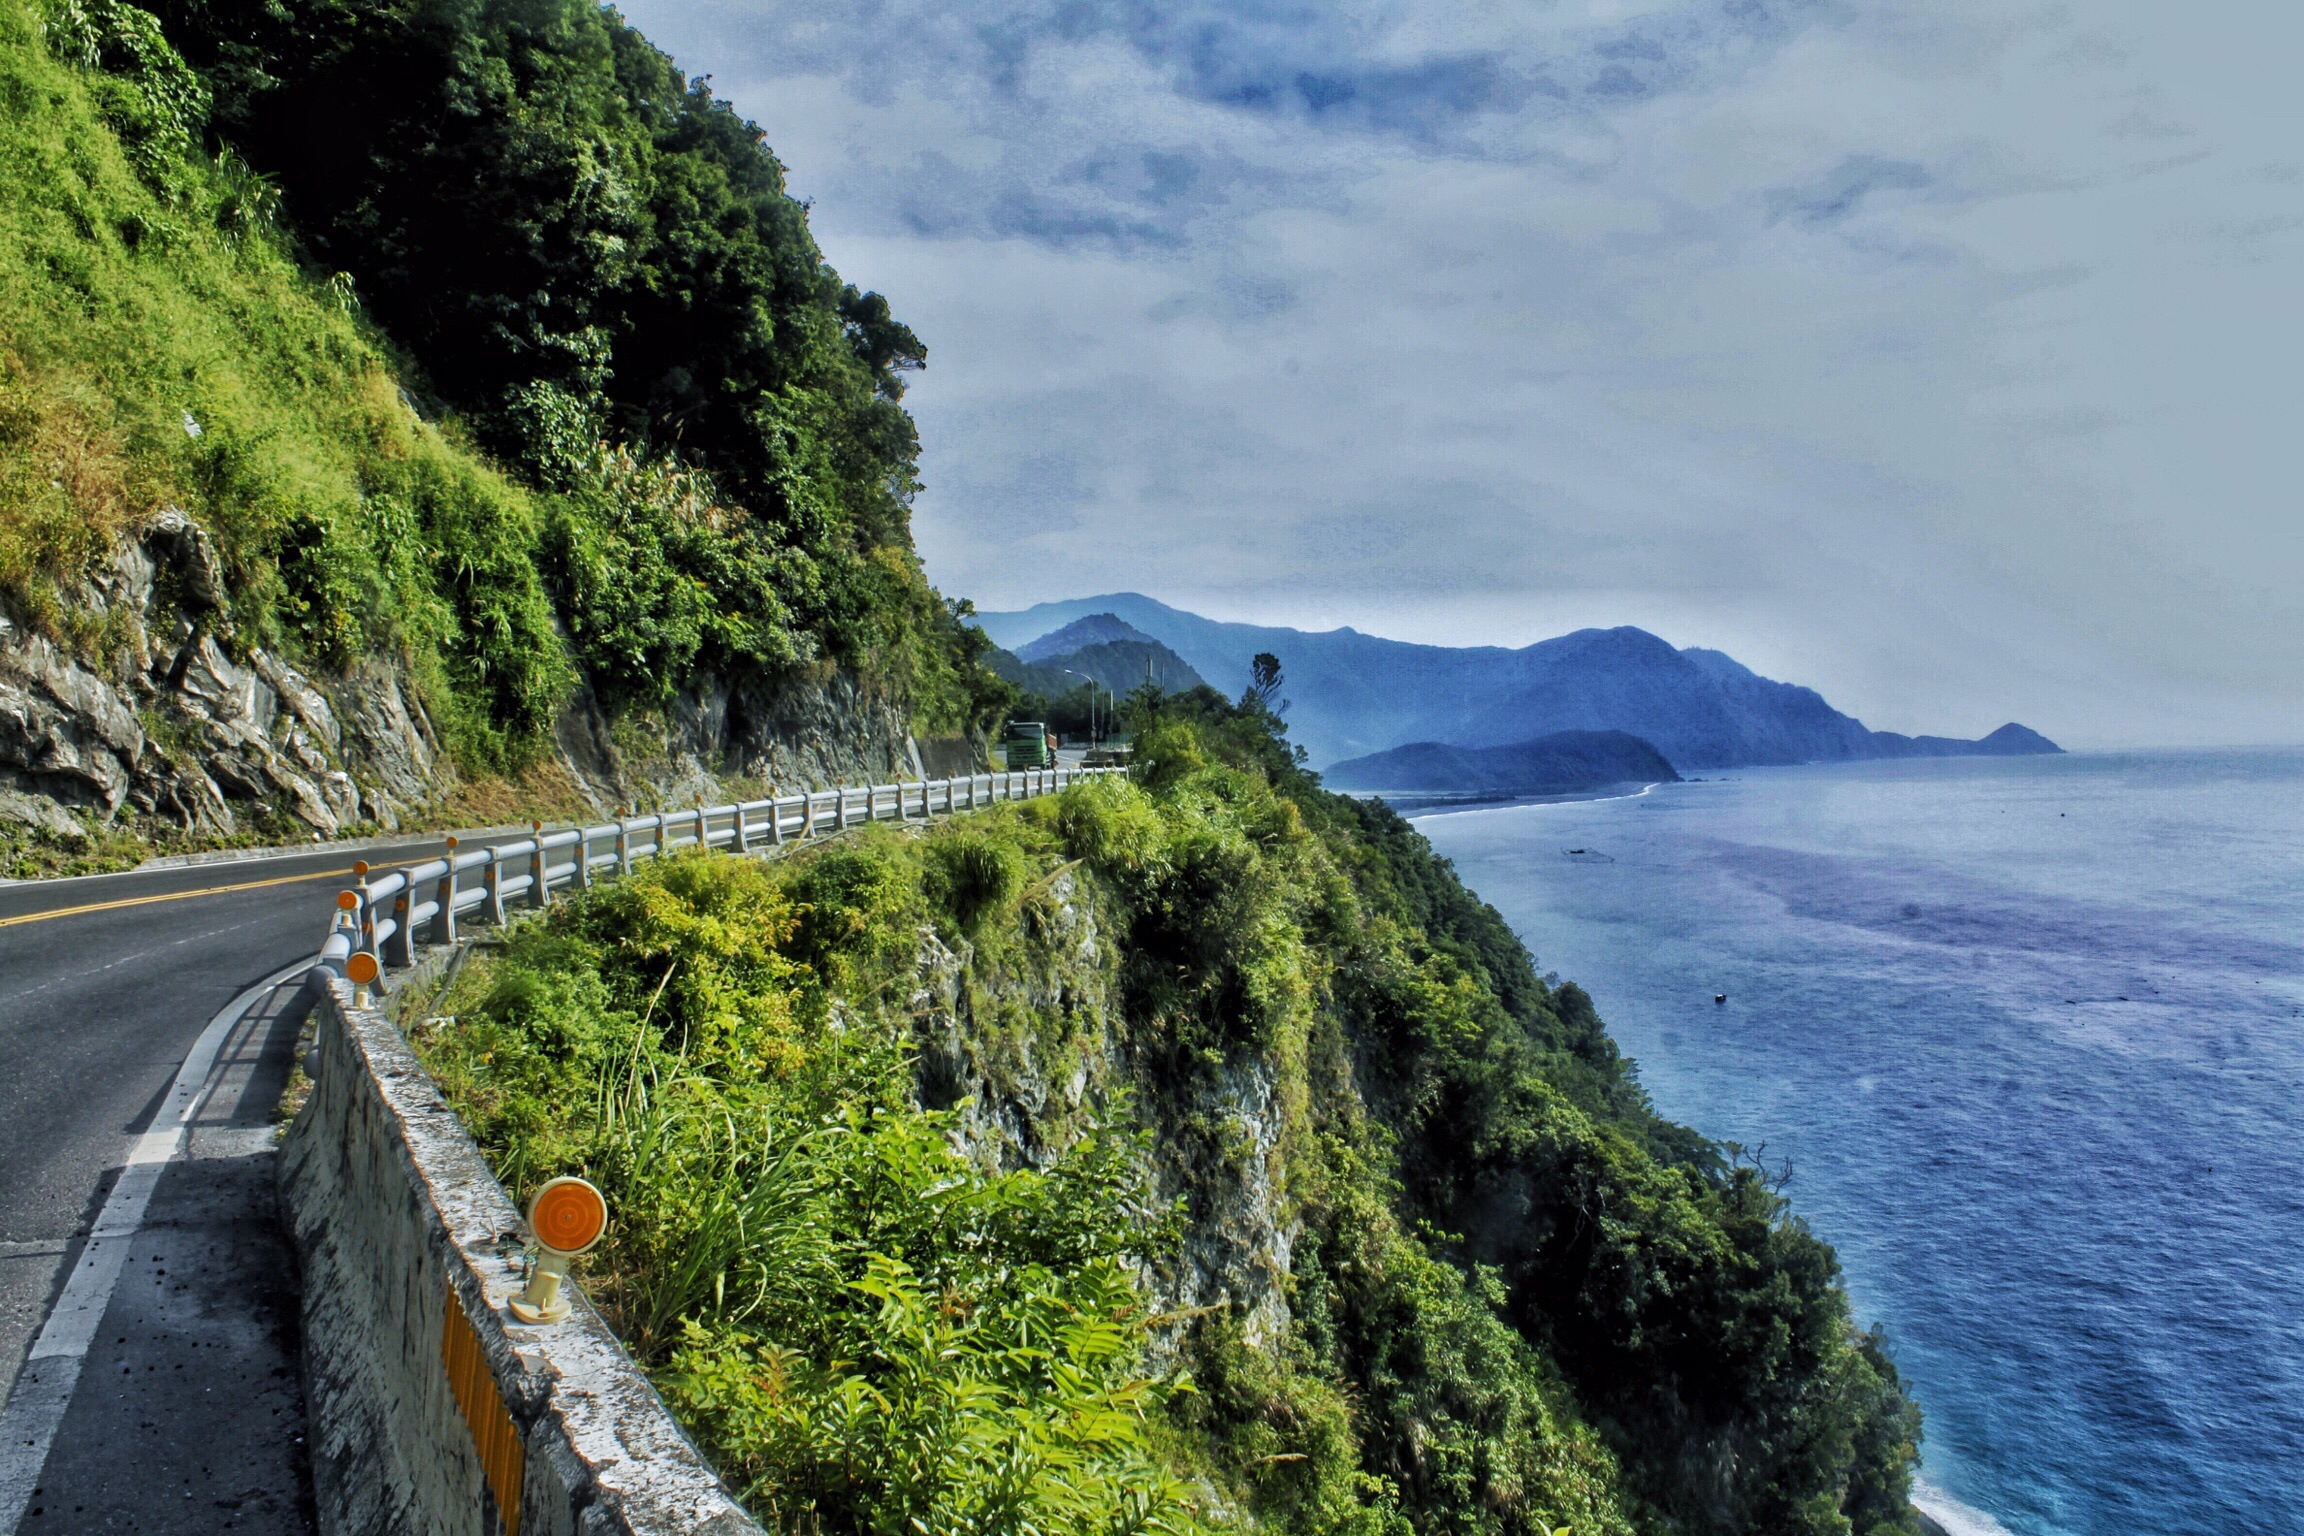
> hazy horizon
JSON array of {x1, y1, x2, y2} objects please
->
[
  {"x1": 613, "y1": 0, "x2": 2303, "y2": 751},
  {"x1": 979, "y1": 588, "x2": 2302, "y2": 754}
]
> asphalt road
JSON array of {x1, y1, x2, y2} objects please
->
[
  {"x1": 0, "y1": 780, "x2": 1058, "y2": 1530},
  {"x1": 0, "y1": 835, "x2": 458, "y2": 1532}
]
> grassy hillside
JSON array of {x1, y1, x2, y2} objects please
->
[
  {"x1": 415, "y1": 691, "x2": 1923, "y2": 1536},
  {"x1": 153, "y1": 0, "x2": 1000, "y2": 723},
  {"x1": 0, "y1": 0, "x2": 1007, "y2": 862},
  {"x1": 0, "y1": 0, "x2": 565, "y2": 761}
]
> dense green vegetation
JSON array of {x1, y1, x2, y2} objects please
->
[
  {"x1": 1, "y1": 0, "x2": 1002, "y2": 794},
  {"x1": 151, "y1": 0, "x2": 992, "y2": 717},
  {"x1": 0, "y1": 0, "x2": 566, "y2": 760},
  {"x1": 418, "y1": 686, "x2": 1922, "y2": 1536}
]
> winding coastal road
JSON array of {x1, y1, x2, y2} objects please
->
[
  {"x1": 0, "y1": 766, "x2": 1091, "y2": 1532},
  {"x1": 0, "y1": 836, "x2": 456, "y2": 1533}
]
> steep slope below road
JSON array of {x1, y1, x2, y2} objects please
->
[{"x1": 410, "y1": 705, "x2": 1928, "y2": 1536}]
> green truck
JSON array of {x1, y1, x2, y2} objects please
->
[{"x1": 1001, "y1": 720, "x2": 1052, "y2": 769}]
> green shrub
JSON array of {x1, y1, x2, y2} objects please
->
[
  {"x1": 924, "y1": 830, "x2": 1023, "y2": 932},
  {"x1": 420, "y1": 841, "x2": 1209, "y2": 1534}
]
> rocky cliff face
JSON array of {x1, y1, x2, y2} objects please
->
[
  {"x1": 1, "y1": 511, "x2": 929, "y2": 853},
  {"x1": 905, "y1": 868, "x2": 1298, "y2": 1353},
  {"x1": 552, "y1": 667, "x2": 926, "y2": 816},
  {"x1": 1, "y1": 511, "x2": 439, "y2": 844}
]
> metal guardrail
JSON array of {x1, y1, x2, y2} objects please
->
[{"x1": 308, "y1": 766, "x2": 1120, "y2": 984}]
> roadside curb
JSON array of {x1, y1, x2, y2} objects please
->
[{"x1": 133, "y1": 824, "x2": 535, "y2": 875}]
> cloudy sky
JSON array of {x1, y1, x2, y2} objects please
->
[{"x1": 619, "y1": 0, "x2": 2300, "y2": 747}]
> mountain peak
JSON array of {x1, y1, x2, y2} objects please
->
[{"x1": 1017, "y1": 612, "x2": 1159, "y2": 661}]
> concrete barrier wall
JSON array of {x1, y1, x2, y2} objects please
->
[{"x1": 281, "y1": 976, "x2": 760, "y2": 1536}]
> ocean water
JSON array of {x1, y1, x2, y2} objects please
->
[{"x1": 1411, "y1": 751, "x2": 2304, "y2": 1536}]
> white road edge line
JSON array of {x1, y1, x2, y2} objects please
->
[{"x1": 0, "y1": 955, "x2": 316, "y2": 1533}]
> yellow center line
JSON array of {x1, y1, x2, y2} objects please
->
[{"x1": 0, "y1": 858, "x2": 425, "y2": 929}]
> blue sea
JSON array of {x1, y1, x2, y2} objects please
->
[{"x1": 1411, "y1": 751, "x2": 2304, "y2": 1536}]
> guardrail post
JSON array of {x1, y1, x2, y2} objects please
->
[
  {"x1": 575, "y1": 827, "x2": 592, "y2": 890},
  {"x1": 435, "y1": 837, "x2": 459, "y2": 944},
  {"x1": 647, "y1": 812, "x2": 665, "y2": 864},
  {"x1": 484, "y1": 847, "x2": 506, "y2": 925},
  {"x1": 616, "y1": 814, "x2": 632, "y2": 876},
  {"x1": 734, "y1": 803, "x2": 750, "y2": 853},
  {"x1": 530, "y1": 823, "x2": 549, "y2": 908},
  {"x1": 835, "y1": 786, "x2": 848, "y2": 832},
  {"x1": 389, "y1": 894, "x2": 413, "y2": 967},
  {"x1": 351, "y1": 860, "x2": 376, "y2": 961},
  {"x1": 771, "y1": 796, "x2": 787, "y2": 844}
]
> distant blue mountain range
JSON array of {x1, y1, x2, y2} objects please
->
[{"x1": 975, "y1": 593, "x2": 2062, "y2": 771}]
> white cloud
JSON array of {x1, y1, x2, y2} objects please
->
[{"x1": 620, "y1": 0, "x2": 2304, "y2": 746}]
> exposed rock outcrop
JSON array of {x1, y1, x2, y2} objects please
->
[
  {"x1": 2, "y1": 510, "x2": 934, "y2": 848},
  {"x1": 906, "y1": 872, "x2": 1297, "y2": 1353},
  {"x1": 1, "y1": 513, "x2": 437, "y2": 842},
  {"x1": 552, "y1": 667, "x2": 925, "y2": 814}
]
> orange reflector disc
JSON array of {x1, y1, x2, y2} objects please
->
[
  {"x1": 528, "y1": 1177, "x2": 607, "y2": 1255},
  {"x1": 336, "y1": 890, "x2": 359, "y2": 911},
  {"x1": 345, "y1": 952, "x2": 380, "y2": 985},
  {"x1": 352, "y1": 860, "x2": 371, "y2": 877}
]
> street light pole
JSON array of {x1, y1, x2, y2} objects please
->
[{"x1": 1062, "y1": 669, "x2": 1102, "y2": 746}]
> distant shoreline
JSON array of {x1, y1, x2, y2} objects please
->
[{"x1": 1344, "y1": 779, "x2": 1670, "y2": 818}]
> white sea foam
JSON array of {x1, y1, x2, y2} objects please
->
[{"x1": 1912, "y1": 1476, "x2": 2020, "y2": 1535}]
